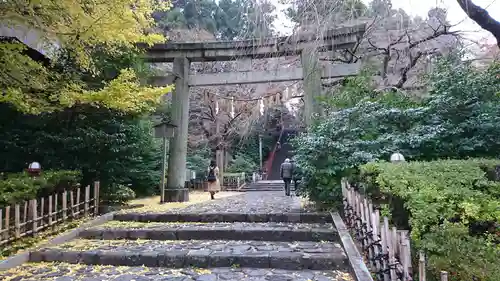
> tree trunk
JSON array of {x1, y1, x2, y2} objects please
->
[{"x1": 456, "y1": 0, "x2": 500, "y2": 47}]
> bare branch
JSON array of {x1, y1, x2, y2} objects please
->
[
  {"x1": 456, "y1": 0, "x2": 500, "y2": 47},
  {"x1": 322, "y1": 79, "x2": 345, "y2": 88}
]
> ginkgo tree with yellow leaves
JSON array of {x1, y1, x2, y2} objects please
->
[{"x1": 0, "y1": 0, "x2": 173, "y2": 114}]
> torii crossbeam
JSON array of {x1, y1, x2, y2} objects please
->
[
  {"x1": 143, "y1": 24, "x2": 366, "y2": 202},
  {"x1": 142, "y1": 25, "x2": 365, "y2": 62}
]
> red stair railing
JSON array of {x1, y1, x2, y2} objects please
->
[{"x1": 263, "y1": 128, "x2": 285, "y2": 180}]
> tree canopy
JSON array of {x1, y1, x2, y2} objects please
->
[
  {"x1": 0, "y1": 0, "x2": 172, "y2": 114},
  {"x1": 154, "y1": 0, "x2": 276, "y2": 40}
]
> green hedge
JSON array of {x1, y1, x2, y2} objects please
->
[
  {"x1": 359, "y1": 159, "x2": 500, "y2": 281},
  {"x1": 0, "y1": 170, "x2": 81, "y2": 208}
]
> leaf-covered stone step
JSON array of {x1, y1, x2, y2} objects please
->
[
  {"x1": 0, "y1": 262, "x2": 354, "y2": 281},
  {"x1": 30, "y1": 239, "x2": 348, "y2": 270},
  {"x1": 79, "y1": 221, "x2": 338, "y2": 242},
  {"x1": 114, "y1": 212, "x2": 333, "y2": 223}
]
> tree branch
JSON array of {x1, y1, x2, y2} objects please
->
[
  {"x1": 456, "y1": 0, "x2": 500, "y2": 47},
  {"x1": 321, "y1": 79, "x2": 345, "y2": 88}
]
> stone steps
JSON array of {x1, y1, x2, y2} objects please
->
[
  {"x1": 114, "y1": 212, "x2": 332, "y2": 223},
  {"x1": 0, "y1": 263, "x2": 354, "y2": 281},
  {"x1": 30, "y1": 239, "x2": 348, "y2": 270},
  {"x1": 79, "y1": 221, "x2": 339, "y2": 242},
  {"x1": 241, "y1": 181, "x2": 294, "y2": 192},
  {"x1": 0, "y1": 191, "x2": 358, "y2": 281}
]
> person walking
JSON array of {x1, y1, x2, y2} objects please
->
[
  {"x1": 206, "y1": 160, "x2": 220, "y2": 200},
  {"x1": 280, "y1": 158, "x2": 294, "y2": 196}
]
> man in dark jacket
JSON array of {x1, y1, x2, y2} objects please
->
[{"x1": 280, "y1": 158, "x2": 294, "y2": 196}]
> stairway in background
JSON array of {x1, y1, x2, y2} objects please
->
[
  {"x1": 240, "y1": 180, "x2": 295, "y2": 191},
  {"x1": 268, "y1": 142, "x2": 293, "y2": 180}
]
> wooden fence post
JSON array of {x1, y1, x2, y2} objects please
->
[
  {"x1": 371, "y1": 209, "x2": 381, "y2": 273},
  {"x1": 31, "y1": 199, "x2": 38, "y2": 235},
  {"x1": 419, "y1": 251, "x2": 426, "y2": 281},
  {"x1": 23, "y1": 202, "x2": 27, "y2": 224},
  {"x1": 381, "y1": 217, "x2": 390, "y2": 281},
  {"x1": 76, "y1": 187, "x2": 81, "y2": 216},
  {"x1": 48, "y1": 195, "x2": 53, "y2": 226},
  {"x1": 40, "y1": 197, "x2": 44, "y2": 226},
  {"x1": 5, "y1": 206, "x2": 10, "y2": 241},
  {"x1": 94, "y1": 181, "x2": 100, "y2": 216},
  {"x1": 62, "y1": 190, "x2": 67, "y2": 221},
  {"x1": 388, "y1": 226, "x2": 397, "y2": 281},
  {"x1": 84, "y1": 185, "x2": 90, "y2": 216},
  {"x1": 70, "y1": 189, "x2": 75, "y2": 218},
  {"x1": 14, "y1": 204, "x2": 20, "y2": 238},
  {"x1": 54, "y1": 193, "x2": 58, "y2": 223}
]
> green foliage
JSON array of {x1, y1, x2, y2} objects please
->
[
  {"x1": 1, "y1": 0, "x2": 171, "y2": 114},
  {"x1": 0, "y1": 170, "x2": 81, "y2": 208},
  {"x1": 292, "y1": 75, "x2": 421, "y2": 208},
  {"x1": 0, "y1": 41, "x2": 164, "y2": 198},
  {"x1": 359, "y1": 159, "x2": 500, "y2": 281},
  {"x1": 231, "y1": 134, "x2": 272, "y2": 169},
  {"x1": 284, "y1": 0, "x2": 368, "y2": 23},
  {"x1": 226, "y1": 154, "x2": 258, "y2": 173},
  {"x1": 421, "y1": 222, "x2": 500, "y2": 281},
  {"x1": 292, "y1": 58, "x2": 500, "y2": 280},
  {"x1": 0, "y1": 105, "x2": 162, "y2": 197},
  {"x1": 187, "y1": 145, "x2": 211, "y2": 176},
  {"x1": 292, "y1": 60, "x2": 500, "y2": 208},
  {"x1": 360, "y1": 159, "x2": 500, "y2": 239},
  {"x1": 101, "y1": 184, "x2": 137, "y2": 205},
  {"x1": 155, "y1": 0, "x2": 276, "y2": 40}
]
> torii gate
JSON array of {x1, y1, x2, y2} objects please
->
[{"x1": 143, "y1": 24, "x2": 366, "y2": 202}]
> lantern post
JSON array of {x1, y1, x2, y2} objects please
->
[{"x1": 153, "y1": 121, "x2": 177, "y2": 203}]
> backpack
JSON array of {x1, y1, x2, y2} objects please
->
[{"x1": 207, "y1": 166, "x2": 216, "y2": 182}]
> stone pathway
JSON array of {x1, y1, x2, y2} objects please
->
[
  {"x1": 0, "y1": 191, "x2": 353, "y2": 281},
  {"x1": 138, "y1": 192, "x2": 306, "y2": 214}
]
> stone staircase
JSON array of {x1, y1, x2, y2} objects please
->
[
  {"x1": 240, "y1": 180, "x2": 295, "y2": 191},
  {"x1": 1, "y1": 192, "x2": 355, "y2": 281}
]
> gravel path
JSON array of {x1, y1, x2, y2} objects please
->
[{"x1": 0, "y1": 263, "x2": 354, "y2": 281}]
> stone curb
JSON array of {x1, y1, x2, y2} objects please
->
[
  {"x1": 113, "y1": 212, "x2": 333, "y2": 223},
  {"x1": 79, "y1": 226, "x2": 338, "y2": 242},
  {"x1": 0, "y1": 213, "x2": 115, "y2": 271},
  {"x1": 29, "y1": 248, "x2": 349, "y2": 271},
  {"x1": 330, "y1": 212, "x2": 374, "y2": 281}
]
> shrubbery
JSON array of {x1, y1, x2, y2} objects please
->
[
  {"x1": 292, "y1": 58, "x2": 500, "y2": 280},
  {"x1": 292, "y1": 59, "x2": 500, "y2": 209},
  {"x1": 359, "y1": 159, "x2": 500, "y2": 281},
  {"x1": 100, "y1": 184, "x2": 136, "y2": 205},
  {"x1": 226, "y1": 153, "x2": 258, "y2": 173},
  {"x1": 0, "y1": 170, "x2": 81, "y2": 208}
]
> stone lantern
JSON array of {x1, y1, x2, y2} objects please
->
[
  {"x1": 27, "y1": 162, "x2": 41, "y2": 177},
  {"x1": 153, "y1": 121, "x2": 177, "y2": 203},
  {"x1": 390, "y1": 152, "x2": 406, "y2": 163}
]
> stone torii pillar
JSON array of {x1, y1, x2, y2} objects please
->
[
  {"x1": 165, "y1": 57, "x2": 190, "y2": 202},
  {"x1": 300, "y1": 47, "x2": 322, "y2": 127}
]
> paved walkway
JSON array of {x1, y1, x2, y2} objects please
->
[
  {"x1": 0, "y1": 192, "x2": 352, "y2": 281},
  {"x1": 157, "y1": 191, "x2": 304, "y2": 214}
]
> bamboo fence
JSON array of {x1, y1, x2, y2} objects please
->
[
  {"x1": 341, "y1": 179, "x2": 449, "y2": 281},
  {"x1": 0, "y1": 181, "x2": 100, "y2": 246}
]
